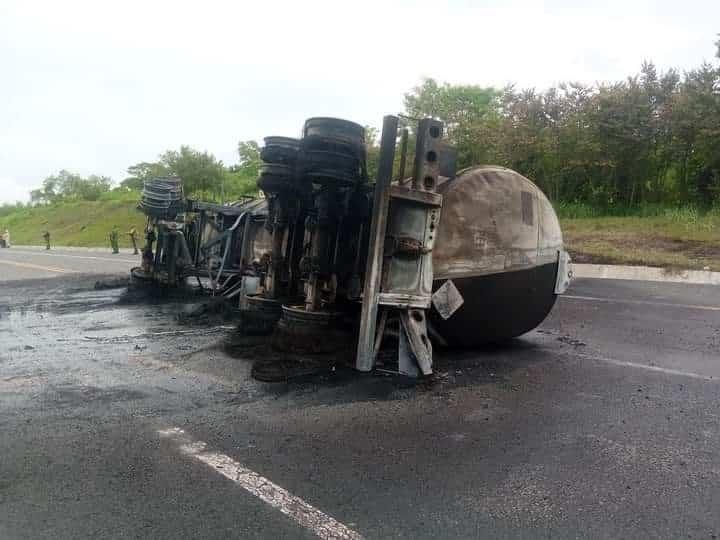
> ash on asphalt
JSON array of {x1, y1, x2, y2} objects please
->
[
  {"x1": 0, "y1": 272, "x2": 543, "y2": 404},
  {"x1": 2, "y1": 273, "x2": 720, "y2": 539}
]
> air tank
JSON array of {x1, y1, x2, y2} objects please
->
[{"x1": 430, "y1": 165, "x2": 568, "y2": 347}]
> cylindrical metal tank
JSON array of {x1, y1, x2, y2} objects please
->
[
  {"x1": 430, "y1": 165, "x2": 566, "y2": 347},
  {"x1": 233, "y1": 164, "x2": 568, "y2": 348}
]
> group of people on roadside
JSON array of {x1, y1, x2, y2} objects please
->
[
  {"x1": 0, "y1": 226, "x2": 141, "y2": 253},
  {"x1": 108, "y1": 226, "x2": 139, "y2": 255},
  {"x1": 0, "y1": 227, "x2": 140, "y2": 254}
]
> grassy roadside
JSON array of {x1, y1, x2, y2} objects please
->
[
  {"x1": 561, "y1": 212, "x2": 720, "y2": 271},
  {"x1": 0, "y1": 200, "x2": 146, "y2": 248},
  {"x1": 1, "y1": 200, "x2": 718, "y2": 270}
]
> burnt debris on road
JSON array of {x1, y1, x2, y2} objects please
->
[{"x1": 1, "y1": 269, "x2": 720, "y2": 539}]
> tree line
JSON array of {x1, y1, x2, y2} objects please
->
[
  {"x1": 27, "y1": 143, "x2": 261, "y2": 206},
  {"x1": 22, "y1": 39, "x2": 720, "y2": 210},
  {"x1": 403, "y1": 41, "x2": 720, "y2": 208}
]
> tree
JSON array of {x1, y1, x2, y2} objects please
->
[
  {"x1": 159, "y1": 146, "x2": 225, "y2": 198},
  {"x1": 124, "y1": 146, "x2": 226, "y2": 199},
  {"x1": 237, "y1": 141, "x2": 261, "y2": 178},
  {"x1": 404, "y1": 78, "x2": 502, "y2": 167},
  {"x1": 31, "y1": 170, "x2": 113, "y2": 203},
  {"x1": 121, "y1": 161, "x2": 170, "y2": 190},
  {"x1": 399, "y1": 44, "x2": 720, "y2": 207},
  {"x1": 30, "y1": 176, "x2": 60, "y2": 204}
]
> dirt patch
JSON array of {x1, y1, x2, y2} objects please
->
[{"x1": 565, "y1": 232, "x2": 720, "y2": 270}]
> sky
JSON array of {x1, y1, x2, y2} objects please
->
[{"x1": 1, "y1": 0, "x2": 718, "y2": 203}]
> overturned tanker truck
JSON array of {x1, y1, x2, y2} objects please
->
[{"x1": 132, "y1": 115, "x2": 572, "y2": 377}]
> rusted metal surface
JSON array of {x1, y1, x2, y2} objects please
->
[
  {"x1": 399, "y1": 309, "x2": 432, "y2": 375},
  {"x1": 388, "y1": 184, "x2": 442, "y2": 206},
  {"x1": 430, "y1": 165, "x2": 568, "y2": 346},
  {"x1": 433, "y1": 165, "x2": 564, "y2": 280}
]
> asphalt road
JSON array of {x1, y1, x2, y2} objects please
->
[
  {"x1": 0, "y1": 247, "x2": 138, "y2": 279},
  {"x1": 1, "y1": 264, "x2": 719, "y2": 539}
]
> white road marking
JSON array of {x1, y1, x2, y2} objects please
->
[
  {"x1": 4, "y1": 249, "x2": 137, "y2": 264},
  {"x1": 576, "y1": 352, "x2": 715, "y2": 381},
  {"x1": 562, "y1": 294, "x2": 720, "y2": 312},
  {"x1": 158, "y1": 428, "x2": 364, "y2": 540},
  {"x1": 0, "y1": 259, "x2": 75, "y2": 273}
]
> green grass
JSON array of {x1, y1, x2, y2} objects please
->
[
  {"x1": 0, "y1": 199, "x2": 146, "y2": 248},
  {"x1": 561, "y1": 209, "x2": 720, "y2": 270}
]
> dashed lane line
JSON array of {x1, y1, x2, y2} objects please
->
[
  {"x1": 0, "y1": 259, "x2": 75, "y2": 274},
  {"x1": 158, "y1": 428, "x2": 364, "y2": 540},
  {"x1": 575, "y1": 351, "x2": 715, "y2": 381}
]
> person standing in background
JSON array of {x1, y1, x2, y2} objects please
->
[
  {"x1": 42, "y1": 230, "x2": 51, "y2": 250},
  {"x1": 127, "y1": 226, "x2": 139, "y2": 255},
  {"x1": 109, "y1": 225, "x2": 119, "y2": 254}
]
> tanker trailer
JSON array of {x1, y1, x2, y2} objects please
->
[
  {"x1": 131, "y1": 115, "x2": 571, "y2": 377},
  {"x1": 430, "y1": 166, "x2": 572, "y2": 347},
  {"x1": 231, "y1": 116, "x2": 571, "y2": 376}
]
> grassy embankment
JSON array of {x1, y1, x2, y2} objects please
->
[
  {"x1": 558, "y1": 203, "x2": 720, "y2": 271},
  {"x1": 1, "y1": 198, "x2": 718, "y2": 270},
  {"x1": 0, "y1": 196, "x2": 146, "y2": 248}
]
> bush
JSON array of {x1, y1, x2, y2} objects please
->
[{"x1": 556, "y1": 201, "x2": 718, "y2": 220}]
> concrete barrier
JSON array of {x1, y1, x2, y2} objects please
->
[{"x1": 573, "y1": 263, "x2": 720, "y2": 285}]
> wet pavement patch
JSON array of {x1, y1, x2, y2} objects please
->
[
  {"x1": 93, "y1": 277, "x2": 131, "y2": 290},
  {"x1": 43, "y1": 385, "x2": 148, "y2": 407}
]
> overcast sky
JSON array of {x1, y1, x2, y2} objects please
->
[{"x1": 1, "y1": 0, "x2": 718, "y2": 203}]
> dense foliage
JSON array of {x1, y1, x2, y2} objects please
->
[
  {"x1": 121, "y1": 144, "x2": 257, "y2": 201},
  {"x1": 30, "y1": 170, "x2": 113, "y2": 203},
  {"x1": 403, "y1": 42, "x2": 720, "y2": 208}
]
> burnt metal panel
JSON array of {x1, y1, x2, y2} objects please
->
[
  {"x1": 437, "y1": 142, "x2": 458, "y2": 178},
  {"x1": 389, "y1": 185, "x2": 442, "y2": 207},
  {"x1": 412, "y1": 118, "x2": 443, "y2": 192},
  {"x1": 433, "y1": 166, "x2": 564, "y2": 279}
]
